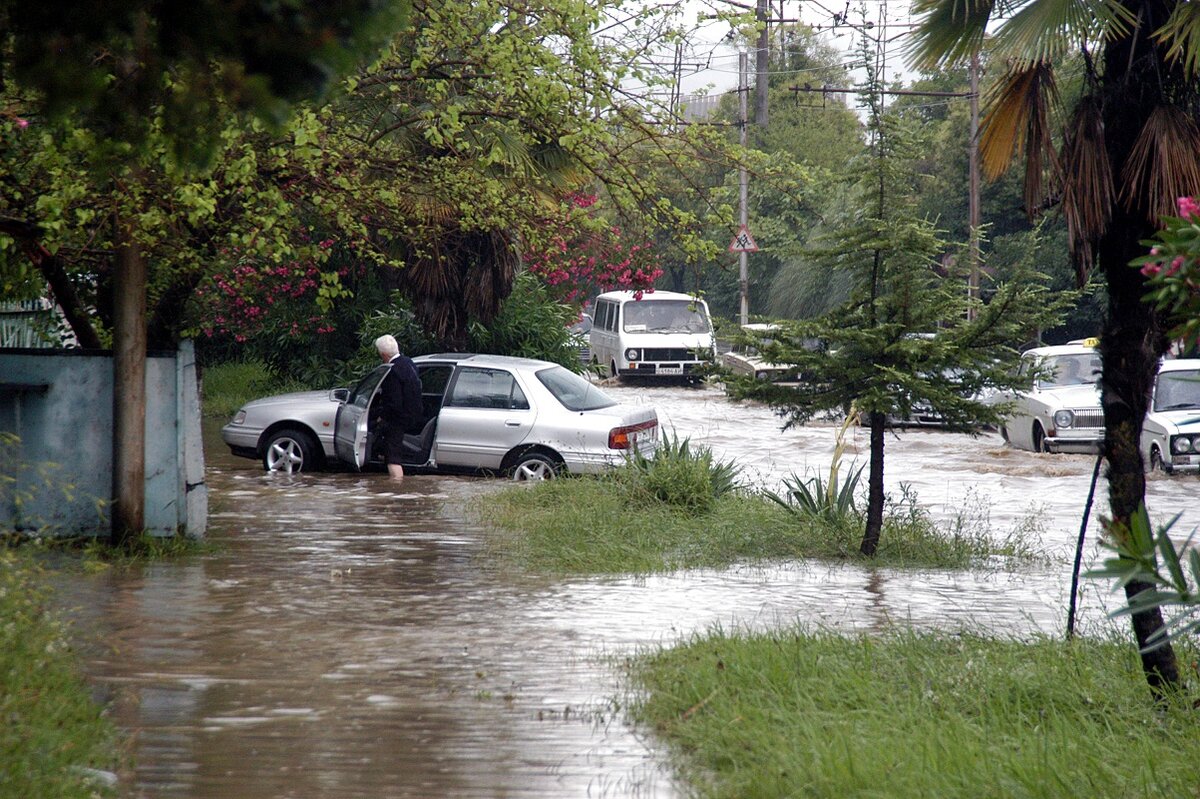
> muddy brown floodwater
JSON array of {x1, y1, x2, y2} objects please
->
[{"x1": 54, "y1": 382, "x2": 1199, "y2": 798}]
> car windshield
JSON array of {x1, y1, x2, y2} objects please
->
[
  {"x1": 1154, "y1": 370, "x2": 1200, "y2": 411},
  {"x1": 1042, "y1": 353, "x2": 1100, "y2": 388},
  {"x1": 536, "y1": 366, "x2": 617, "y2": 411},
  {"x1": 622, "y1": 300, "x2": 711, "y2": 334}
]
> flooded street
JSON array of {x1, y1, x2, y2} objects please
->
[{"x1": 58, "y1": 382, "x2": 1198, "y2": 798}]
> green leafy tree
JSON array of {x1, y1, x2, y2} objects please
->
[
  {"x1": 732, "y1": 55, "x2": 1068, "y2": 556},
  {"x1": 0, "y1": 0, "x2": 410, "y2": 543},
  {"x1": 909, "y1": 0, "x2": 1200, "y2": 695}
]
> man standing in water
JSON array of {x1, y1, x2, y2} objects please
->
[{"x1": 373, "y1": 335, "x2": 423, "y2": 480}]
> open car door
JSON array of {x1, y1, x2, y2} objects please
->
[{"x1": 333, "y1": 365, "x2": 390, "y2": 470}]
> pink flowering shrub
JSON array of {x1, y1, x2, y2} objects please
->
[
  {"x1": 196, "y1": 259, "x2": 344, "y2": 343},
  {"x1": 1135, "y1": 196, "x2": 1200, "y2": 348},
  {"x1": 525, "y1": 193, "x2": 664, "y2": 308}
]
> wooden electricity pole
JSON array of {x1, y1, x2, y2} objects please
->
[
  {"x1": 967, "y1": 52, "x2": 981, "y2": 320},
  {"x1": 739, "y1": 51, "x2": 750, "y2": 325},
  {"x1": 111, "y1": 214, "x2": 147, "y2": 546}
]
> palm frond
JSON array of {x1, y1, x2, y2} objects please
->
[
  {"x1": 1121, "y1": 105, "x2": 1200, "y2": 224},
  {"x1": 990, "y1": 0, "x2": 1135, "y2": 67},
  {"x1": 1155, "y1": 1, "x2": 1200, "y2": 78},
  {"x1": 907, "y1": 0, "x2": 995, "y2": 70},
  {"x1": 979, "y1": 61, "x2": 1061, "y2": 215},
  {"x1": 1060, "y1": 95, "x2": 1112, "y2": 283}
]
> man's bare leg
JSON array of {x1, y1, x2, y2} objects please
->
[{"x1": 387, "y1": 463, "x2": 405, "y2": 480}]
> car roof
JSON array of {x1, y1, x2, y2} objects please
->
[
  {"x1": 414, "y1": 352, "x2": 560, "y2": 371},
  {"x1": 594, "y1": 289, "x2": 707, "y2": 304},
  {"x1": 1158, "y1": 358, "x2": 1200, "y2": 373},
  {"x1": 1022, "y1": 343, "x2": 1098, "y2": 357}
]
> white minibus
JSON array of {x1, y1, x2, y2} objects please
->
[{"x1": 589, "y1": 290, "x2": 715, "y2": 381}]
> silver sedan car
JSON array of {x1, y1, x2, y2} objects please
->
[{"x1": 221, "y1": 353, "x2": 659, "y2": 478}]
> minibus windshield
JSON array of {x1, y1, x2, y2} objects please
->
[{"x1": 622, "y1": 300, "x2": 710, "y2": 334}]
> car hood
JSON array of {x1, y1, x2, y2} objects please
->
[
  {"x1": 243, "y1": 390, "x2": 339, "y2": 410},
  {"x1": 1148, "y1": 409, "x2": 1200, "y2": 431},
  {"x1": 1040, "y1": 384, "x2": 1101, "y2": 407}
]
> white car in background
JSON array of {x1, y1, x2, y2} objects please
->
[
  {"x1": 996, "y1": 341, "x2": 1103, "y2": 453},
  {"x1": 1142, "y1": 358, "x2": 1200, "y2": 473},
  {"x1": 722, "y1": 323, "x2": 796, "y2": 381}
]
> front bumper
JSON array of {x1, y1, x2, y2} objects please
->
[
  {"x1": 1165, "y1": 452, "x2": 1200, "y2": 471},
  {"x1": 620, "y1": 361, "x2": 707, "y2": 378},
  {"x1": 1045, "y1": 430, "x2": 1103, "y2": 452},
  {"x1": 221, "y1": 423, "x2": 262, "y2": 454}
]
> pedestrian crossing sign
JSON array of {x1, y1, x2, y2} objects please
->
[{"x1": 728, "y1": 224, "x2": 759, "y2": 253}]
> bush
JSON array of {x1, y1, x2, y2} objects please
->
[
  {"x1": 200, "y1": 360, "x2": 308, "y2": 418},
  {"x1": 619, "y1": 433, "x2": 741, "y2": 513},
  {"x1": 468, "y1": 271, "x2": 587, "y2": 371}
]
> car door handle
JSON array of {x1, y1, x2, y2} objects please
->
[{"x1": 504, "y1": 420, "x2": 522, "y2": 427}]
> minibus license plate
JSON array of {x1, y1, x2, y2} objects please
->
[{"x1": 658, "y1": 366, "x2": 683, "y2": 375}]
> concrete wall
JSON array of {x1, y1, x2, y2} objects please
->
[{"x1": 0, "y1": 343, "x2": 207, "y2": 537}]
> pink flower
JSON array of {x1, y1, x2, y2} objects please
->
[
  {"x1": 1141, "y1": 262, "x2": 1162, "y2": 278},
  {"x1": 15, "y1": 118, "x2": 28, "y2": 129},
  {"x1": 1177, "y1": 196, "x2": 1200, "y2": 221}
]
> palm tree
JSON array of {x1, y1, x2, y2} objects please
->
[{"x1": 909, "y1": 0, "x2": 1200, "y2": 694}]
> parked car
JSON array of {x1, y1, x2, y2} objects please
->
[
  {"x1": 994, "y1": 341, "x2": 1103, "y2": 453},
  {"x1": 1142, "y1": 358, "x2": 1200, "y2": 473},
  {"x1": 221, "y1": 353, "x2": 659, "y2": 477},
  {"x1": 722, "y1": 323, "x2": 796, "y2": 381}
]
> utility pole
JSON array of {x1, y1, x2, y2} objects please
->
[
  {"x1": 755, "y1": 0, "x2": 769, "y2": 126},
  {"x1": 739, "y1": 51, "x2": 750, "y2": 326},
  {"x1": 967, "y1": 52, "x2": 981, "y2": 320}
]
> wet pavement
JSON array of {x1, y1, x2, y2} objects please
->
[{"x1": 55, "y1": 382, "x2": 1199, "y2": 798}]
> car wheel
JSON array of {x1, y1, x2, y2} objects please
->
[
  {"x1": 1150, "y1": 446, "x2": 1173, "y2": 474},
  {"x1": 1032, "y1": 422, "x2": 1052, "y2": 454},
  {"x1": 999, "y1": 425, "x2": 1009, "y2": 443},
  {"x1": 510, "y1": 451, "x2": 561, "y2": 481},
  {"x1": 610, "y1": 359, "x2": 619, "y2": 381},
  {"x1": 263, "y1": 429, "x2": 318, "y2": 473}
]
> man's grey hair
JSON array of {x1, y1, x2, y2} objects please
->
[{"x1": 374, "y1": 334, "x2": 399, "y2": 359}]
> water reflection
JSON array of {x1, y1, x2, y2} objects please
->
[{"x1": 52, "y1": 383, "x2": 1199, "y2": 798}]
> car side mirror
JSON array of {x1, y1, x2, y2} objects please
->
[{"x1": 330, "y1": 388, "x2": 350, "y2": 403}]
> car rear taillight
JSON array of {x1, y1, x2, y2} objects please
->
[{"x1": 608, "y1": 419, "x2": 657, "y2": 449}]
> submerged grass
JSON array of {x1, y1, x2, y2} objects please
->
[
  {"x1": 629, "y1": 629, "x2": 1200, "y2": 798},
  {"x1": 0, "y1": 552, "x2": 120, "y2": 798},
  {"x1": 477, "y1": 474, "x2": 1046, "y2": 575}
]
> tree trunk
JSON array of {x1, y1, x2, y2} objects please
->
[
  {"x1": 859, "y1": 410, "x2": 886, "y2": 556},
  {"x1": 1095, "y1": 0, "x2": 1181, "y2": 694},
  {"x1": 111, "y1": 215, "x2": 147, "y2": 547},
  {"x1": 1098, "y1": 205, "x2": 1180, "y2": 693}
]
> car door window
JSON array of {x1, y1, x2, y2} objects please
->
[
  {"x1": 349, "y1": 366, "x2": 389, "y2": 410},
  {"x1": 445, "y1": 368, "x2": 529, "y2": 410},
  {"x1": 418, "y1": 364, "x2": 454, "y2": 397}
]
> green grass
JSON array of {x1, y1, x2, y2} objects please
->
[
  {"x1": 476, "y1": 476, "x2": 1046, "y2": 575},
  {"x1": 200, "y1": 359, "x2": 308, "y2": 419},
  {"x1": 0, "y1": 552, "x2": 120, "y2": 798},
  {"x1": 629, "y1": 629, "x2": 1200, "y2": 798}
]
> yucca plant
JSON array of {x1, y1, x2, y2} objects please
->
[{"x1": 765, "y1": 411, "x2": 863, "y2": 524}]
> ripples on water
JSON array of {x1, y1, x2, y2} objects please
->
[{"x1": 55, "y1": 383, "x2": 1198, "y2": 798}]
